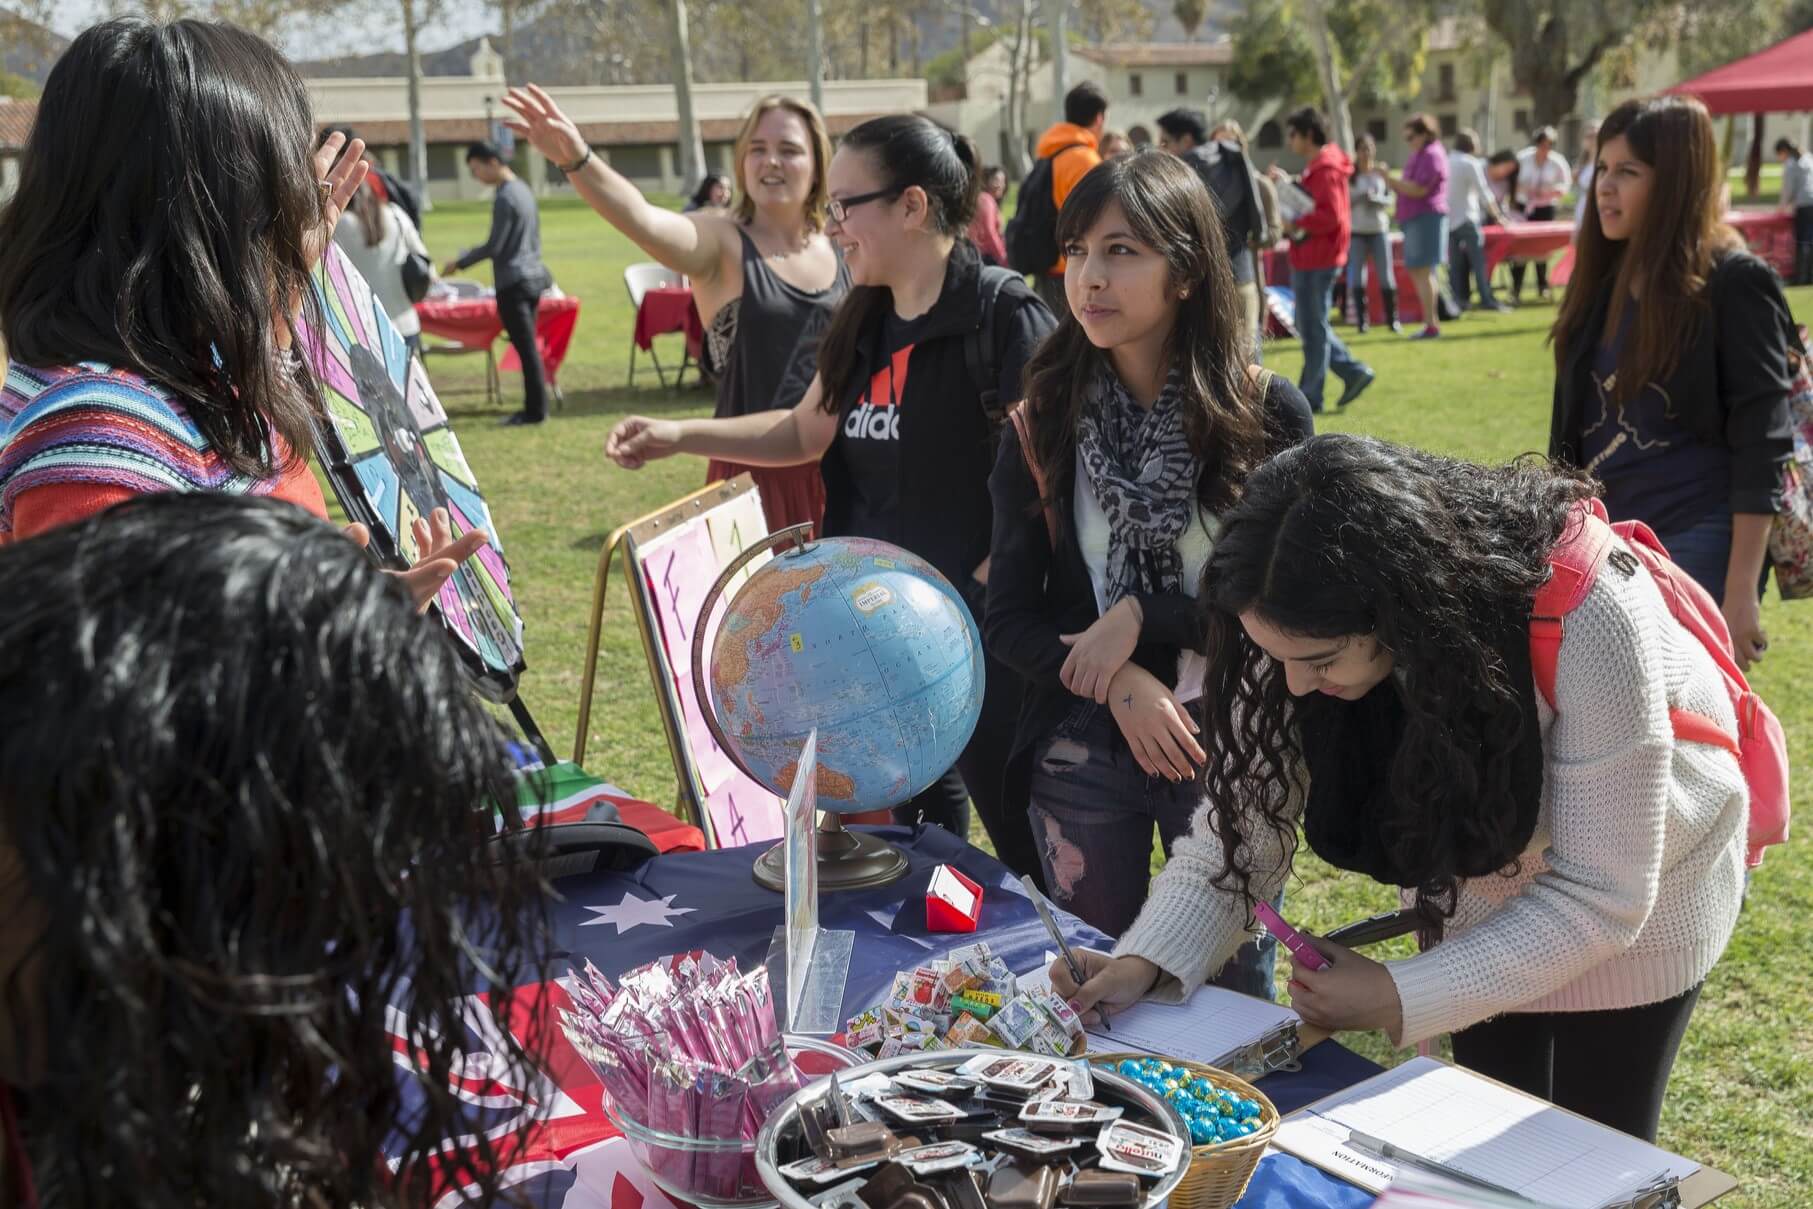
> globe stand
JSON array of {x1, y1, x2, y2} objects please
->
[{"x1": 752, "y1": 811, "x2": 911, "y2": 892}]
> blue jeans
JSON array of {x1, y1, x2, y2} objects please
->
[
  {"x1": 1448, "y1": 220, "x2": 1499, "y2": 308},
  {"x1": 1291, "y1": 266, "x2": 1366, "y2": 413},
  {"x1": 1656, "y1": 512, "x2": 1772, "y2": 602},
  {"x1": 1345, "y1": 231, "x2": 1391, "y2": 296},
  {"x1": 1029, "y1": 703, "x2": 1279, "y2": 1001}
]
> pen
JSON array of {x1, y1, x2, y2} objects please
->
[
  {"x1": 1345, "y1": 1130, "x2": 1531, "y2": 1201},
  {"x1": 1019, "y1": 874, "x2": 1111, "y2": 1033}
]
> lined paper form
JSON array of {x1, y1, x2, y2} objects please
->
[
  {"x1": 1017, "y1": 959, "x2": 1299, "y2": 1067},
  {"x1": 1274, "y1": 1057, "x2": 1700, "y2": 1209}
]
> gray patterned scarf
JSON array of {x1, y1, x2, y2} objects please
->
[{"x1": 1076, "y1": 364, "x2": 1201, "y2": 604}]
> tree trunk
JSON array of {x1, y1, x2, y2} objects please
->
[
  {"x1": 1300, "y1": 0, "x2": 1353, "y2": 153},
  {"x1": 666, "y1": 0, "x2": 706, "y2": 192},
  {"x1": 807, "y1": 0, "x2": 824, "y2": 112},
  {"x1": 403, "y1": 0, "x2": 430, "y2": 209},
  {"x1": 500, "y1": 0, "x2": 514, "y2": 77},
  {"x1": 1048, "y1": 0, "x2": 1068, "y2": 124},
  {"x1": 1746, "y1": 112, "x2": 1764, "y2": 201}
]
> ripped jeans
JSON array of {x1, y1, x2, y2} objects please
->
[{"x1": 1029, "y1": 702, "x2": 1280, "y2": 1000}]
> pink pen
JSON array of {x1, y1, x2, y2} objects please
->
[{"x1": 1251, "y1": 900, "x2": 1330, "y2": 971}]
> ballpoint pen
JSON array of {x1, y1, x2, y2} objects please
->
[
  {"x1": 1346, "y1": 1130, "x2": 1532, "y2": 1202},
  {"x1": 1019, "y1": 874, "x2": 1111, "y2": 1033}
]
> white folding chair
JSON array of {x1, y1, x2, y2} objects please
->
[{"x1": 624, "y1": 262, "x2": 694, "y2": 389}]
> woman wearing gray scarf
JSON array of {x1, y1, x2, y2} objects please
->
[{"x1": 986, "y1": 151, "x2": 1313, "y2": 993}]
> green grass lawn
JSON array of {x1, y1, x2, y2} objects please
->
[{"x1": 408, "y1": 197, "x2": 1811, "y2": 1204}]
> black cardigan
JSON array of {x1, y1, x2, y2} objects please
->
[
  {"x1": 985, "y1": 373, "x2": 1313, "y2": 773},
  {"x1": 1548, "y1": 249, "x2": 1798, "y2": 517}
]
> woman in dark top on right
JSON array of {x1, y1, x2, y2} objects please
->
[{"x1": 1549, "y1": 95, "x2": 1799, "y2": 671}]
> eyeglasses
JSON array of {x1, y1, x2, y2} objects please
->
[{"x1": 827, "y1": 187, "x2": 902, "y2": 225}]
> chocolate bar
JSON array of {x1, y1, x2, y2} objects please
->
[
  {"x1": 894, "y1": 1140, "x2": 984, "y2": 1176},
  {"x1": 1061, "y1": 1170, "x2": 1142, "y2": 1206},
  {"x1": 986, "y1": 1162, "x2": 1061, "y2": 1209},
  {"x1": 982, "y1": 1127, "x2": 1089, "y2": 1158},
  {"x1": 892, "y1": 1069, "x2": 979, "y2": 1098},
  {"x1": 778, "y1": 1153, "x2": 877, "y2": 1186},
  {"x1": 857, "y1": 1163, "x2": 949, "y2": 1209},
  {"x1": 1094, "y1": 1119, "x2": 1186, "y2": 1178},
  {"x1": 1019, "y1": 1099, "x2": 1125, "y2": 1132},
  {"x1": 872, "y1": 1093, "x2": 967, "y2": 1125},
  {"x1": 827, "y1": 1120, "x2": 906, "y2": 1168}
]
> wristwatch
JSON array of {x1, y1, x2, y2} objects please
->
[{"x1": 560, "y1": 146, "x2": 593, "y2": 175}]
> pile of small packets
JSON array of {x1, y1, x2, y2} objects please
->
[
  {"x1": 1106, "y1": 1058, "x2": 1264, "y2": 1147},
  {"x1": 844, "y1": 941, "x2": 1086, "y2": 1059}
]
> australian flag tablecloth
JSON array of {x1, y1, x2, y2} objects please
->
[{"x1": 393, "y1": 824, "x2": 1382, "y2": 1208}]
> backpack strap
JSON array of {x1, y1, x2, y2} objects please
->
[
  {"x1": 967, "y1": 267, "x2": 1011, "y2": 429},
  {"x1": 1531, "y1": 498, "x2": 1613, "y2": 711},
  {"x1": 1007, "y1": 400, "x2": 1057, "y2": 549}
]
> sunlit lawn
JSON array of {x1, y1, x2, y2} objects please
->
[{"x1": 402, "y1": 196, "x2": 1809, "y2": 1205}]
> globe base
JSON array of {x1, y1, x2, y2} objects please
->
[{"x1": 751, "y1": 818, "x2": 911, "y2": 892}]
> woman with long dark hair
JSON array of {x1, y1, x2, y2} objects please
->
[
  {"x1": 502, "y1": 86, "x2": 848, "y2": 533},
  {"x1": 0, "y1": 19, "x2": 479, "y2": 605},
  {"x1": 598, "y1": 115, "x2": 1057, "y2": 880},
  {"x1": 1055, "y1": 434, "x2": 1749, "y2": 1141},
  {"x1": 987, "y1": 150, "x2": 1312, "y2": 995},
  {"x1": 1550, "y1": 95, "x2": 1798, "y2": 669},
  {"x1": 0, "y1": 492, "x2": 553, "y2": 1206}
]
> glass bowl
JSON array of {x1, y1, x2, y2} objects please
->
[{"x1": 599, "y1": 1035, "x2": 863, "y2": 1209}]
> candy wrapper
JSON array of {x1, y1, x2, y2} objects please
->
[{"x1": 842, "y1": 943, "x2": 1087, "y2": 1060}]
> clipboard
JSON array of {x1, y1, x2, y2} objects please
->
[{"x1": 1272, "y1": 1056, "x2": 1736, "y2": 1208}]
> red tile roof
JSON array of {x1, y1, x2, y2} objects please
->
[
  {"x1": 0, "y1": 99, "x2": 36, "y2": 151},
  {"x1": 320, "y1": 111, "x2": 889, "y2": 150},
  {"x1": 1074, "y1": 42, "x2": 1234, "y2": 67}
]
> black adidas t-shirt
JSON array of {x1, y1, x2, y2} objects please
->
[{"x1": 839, "y1": 309, "x2": 936, "y2": 540}]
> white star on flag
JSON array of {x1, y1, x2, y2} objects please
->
[{"x1": 580, "y1": 891, "x2": 697, "y2": 934}]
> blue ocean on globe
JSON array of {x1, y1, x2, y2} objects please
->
[{"x1": 707, "y1": 537, "x2": 985, "y2": 813}]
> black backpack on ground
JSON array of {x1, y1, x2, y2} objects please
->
[{"x1": 1005, "y1": 143, "x2": 1088, "y2": 275}]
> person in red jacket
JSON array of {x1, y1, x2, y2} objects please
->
[{"x1": 1269, "y1": 108, "x2": 1375, "y2": 413}]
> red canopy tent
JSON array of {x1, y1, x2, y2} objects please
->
[
  {"x1": 1667, "y1": 28, "x2": 1813, "y2": 196},
  {"x1": 1666, "y1": 27, "x2": 1813, "y2": 115}
]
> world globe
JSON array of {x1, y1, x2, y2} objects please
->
[{"x1": 706, "y1": 536, "x2": 985, "y2": 813}]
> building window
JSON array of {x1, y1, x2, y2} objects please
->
[
  {"x1": 1257, "y1": 120, "x2": 1282, "y2": 149},
  {"x1": 1439, "y1": 113, "x2": 1458, "y2": 137},
  {"x1": 1366, "y1": 118, "x2": 1387, "y2": 143},
  {"x1": 1175, "y1": 71, "x2": 1188, "y2": 95},
  {"x1": 1129, "y1": 72, "x2": 1143, "y2": 97},
  {"x1": 611, "y1": 144, "x2": 664, "y2": 181},
  {"x1": 1437, "y1": 63, "x2": 1455, "y2": 102}
]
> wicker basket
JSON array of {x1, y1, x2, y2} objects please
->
[{"x1": 1093, "y1": 1054, "x2": 1279, "y2": 1209}]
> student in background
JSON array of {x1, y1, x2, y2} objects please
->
[
  {"x1": 987, "y1": 150, "x2": 1313, "y2": 996},
  {"x1": 1776, "y1": 137, "x2": 1813, "y2": 285},
  {"x1": 335, "y1": 177, "x2": 431, "y2": 356},
  {"x1": 1214, "y1": 119, "x2": 1280, "y2": 360},
  {"x1": 1268, "y1": 108, "x2": 1373, "y2": 413},
  {"x1": 1378, "y1": 114, "x2": 1450, "y2": 340},
  {"x1": 970, "y1": 166, "x2": 1009, "y2": 266},
  {"x1": 684, "y1": 173, "x2": 734, "y2": 212},
  {"x1": 1447, "y1": 128, "x2": 1511, "y2": 313},
  {"x1": 502, "y1": 86, "x2": 849, "y2": 532},
  {"x1": 1550, "y1": 95, "x2": 1797, "y2": 668},
  {"x1": 1512, "y1": 126, "x2": 1571, "y2": 302},
  {"x1": 1573, "y1": 122, "x2": 1600, "y2": 236},
  {"x1": 602, "y1": 116, "x2": 1056, "y2": 883},
  {"x1": 1344, "y1": 133, "x2": 1395, "y2": 335},
  {"x1": 0, "y1": 492, "x2": 554, "y2": 1207},
  {"x1": 1157, "y1": 107, "x2": 1266, "y2": 357},
  {"x1": 1029, "y1": 82, "x2": 1111, "y2": 317},
  {"x1": 1057, "y1": 433, "x2": 1749, "y2": 1142},
  {"x1": 1099, "y1": 130, "x2": 1134, "y2": 159}
]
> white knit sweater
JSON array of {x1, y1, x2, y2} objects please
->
[{"x1": 1115, "y1": 545, "x2": 1750, "y2": 1047}]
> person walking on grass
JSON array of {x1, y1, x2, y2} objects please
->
[
  {"x1": 1512, "y1": 127, "x2": 1571, "y2": 302},
  {"x1": 1777, "y1": 137, "x2": 1813, "y2": 285},
  {"x1": 1267, "y1": 107, "x2": 1373, "y2": 413},
  {"x1": 443, "y1": 142, "x2": 553, "y2": 427},
  {"x1": 1379, "y1": 114, "x2": 1449, "y2": 340},
  {"x1": 1448, "y1": 128, "x2": 1511, "y2": 313},
  {"x1": 1156, "y1": 107, "x2": 1266, "y2": 357},
  {"x1": 501, "y1": 86, "x2": 849, "y2": 533}
]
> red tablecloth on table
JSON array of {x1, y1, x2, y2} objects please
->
[
  {"x1": 414, "y1": 294, "x2": 583, "y2": 384},
  {"x1": 632, "y1": 286, "x2": 704, "y2": 361}
]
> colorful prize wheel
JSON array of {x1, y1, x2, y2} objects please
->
[{"x1": 299, "y1": 244, "x2": 527, "y2": 700}]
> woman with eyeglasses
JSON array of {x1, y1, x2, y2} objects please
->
[
  {"x1": 601, "y1": 115, "x2": 1058, "y2": 883},
  {"x1": 503, "y1": 86, "x2": 847, "y2": 534}
]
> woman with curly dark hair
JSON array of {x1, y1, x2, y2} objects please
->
[
  {"x1": 987, "y1": 150, "x2": 1312, "y2": 996},
  {"x1": 0, "y1": 493, "x2": 553, "y2": 1206},
  {"x1": 1052, "y1": 434, "x2": 1749, "y2": 1141}
]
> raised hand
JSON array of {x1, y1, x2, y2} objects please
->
[
  {"x1": 501, "y1": 84, "x2": 588, "y2": 169},
  {"x1": 308, "y1": 131, "x2": 369, "y2": 270},
  {"x1": 343, "y1": 508, "x2": 489, "y2": 612}
]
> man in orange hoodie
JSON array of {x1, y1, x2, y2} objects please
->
[
  {"x1": 1270, "y1": 107, "x2": 1375, "y2": 413},
  {"x1": 1031, "y1": 82, "x2": 1110, "y2": 316}
]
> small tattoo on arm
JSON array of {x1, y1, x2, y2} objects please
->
[{"x1": 1122, "y1": 694, "x2": 1134, "y2": 708}]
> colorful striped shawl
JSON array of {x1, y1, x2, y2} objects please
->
[{"x1": 0, "y1": 361, "x2": 294, "y2": 539}]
